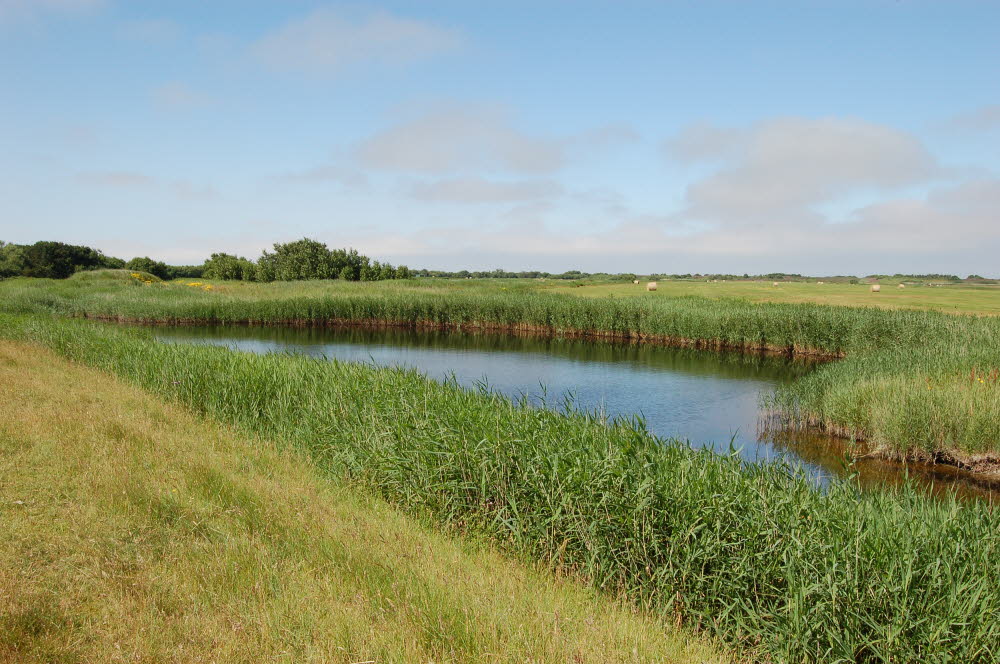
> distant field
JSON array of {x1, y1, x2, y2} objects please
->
[
  {"x1": 548, "y1": 280, "x2": 1000, "y2": 315},
  {"x1": 26, "y1": 270, "x2": 1000, "y2": 316}
]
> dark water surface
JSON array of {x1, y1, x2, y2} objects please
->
[{"x1": 155, "y1": 325, "x2": 998, "y2": 501}]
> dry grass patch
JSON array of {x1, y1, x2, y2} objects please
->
[{"x1": 0, "y1": 340, "x2": 723, "y2": 664}]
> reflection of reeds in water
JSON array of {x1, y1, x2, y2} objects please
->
[{"x1": 756, "y1": 415, "x2": 1000, "y2": 502}]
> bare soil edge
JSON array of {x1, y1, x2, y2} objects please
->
[{"x1": 783, "y1": 414, "x2": 1000, "y2": 480}]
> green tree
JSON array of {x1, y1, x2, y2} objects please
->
[
  {"x1": 379, "y1": 263, "x2": 397, "y2": 280},
  {"x1": 266, "y1": 238, "x2": 335, "y2": 280},
  {"x1": 126, "y1": 256, "x2": 171, "y2": 280},
  {"x1": 254, "y1": 255, "x2": 276, "y2": 283},
  {"x1": 360, "y1": 260, "x2": 379, "y2": 281},
  {"x1": 0, "y1": 242, "x2": 26, "y2": 278},
  {"x1": 203, "y1": 253, "x2": 253, "y2": 281},
  {"x1": 23, "y1": 241, "x2": 111, "y2": 279}
]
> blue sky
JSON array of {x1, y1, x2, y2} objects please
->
[{"x1": 2, "y1": 0, "x2": 998, "y2": 274}]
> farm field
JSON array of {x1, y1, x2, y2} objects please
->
[
  {"x1": 549, "y1": 280, "x2": 1000, "y2": 315},
  {"x1": 12, "y1": 269, "x2": 1000, "y2": 316},
  {"x1": 0, "y1": 338, "x2": 722, "y2": 663}
]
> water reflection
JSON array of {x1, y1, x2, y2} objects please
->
[{"x1": 153, "y1": 324, "x2": 997, "y2": 502}]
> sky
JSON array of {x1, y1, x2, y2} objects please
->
[{"x1": 1, "y1": 0, "x2": 999, "y2": 275}]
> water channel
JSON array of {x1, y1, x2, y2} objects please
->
[{"x1": 154, "y1": 324, "x2": 998, "y2": 501}]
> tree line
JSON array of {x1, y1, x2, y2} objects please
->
[
  {"x1": 3, "y1": 239, "x2": 992, "y2": 283},
  {"x1": 0, "y1": 239, "x2": 409, "y2": 282},
  {"x1": 201, "y1": 238, "x2": 410, "y2": 282}
]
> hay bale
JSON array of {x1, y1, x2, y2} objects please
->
[
  {"x1": 633, "y1": 279, "x2": 640, "y2": 284},
  {"x1": 817, "y1": 281, "x2": 825, "y2": 285},
  {"x1": 898, "y1": 283, "x2": 906, "y2": 289},
  {"x1": 646, "y1": 282, "x2": 658, "y2": 291},
  {"x1": 871, "y1": 284, "x2": 881, "y2": 293},
  {"x1": 772, "y1": 282, "x2": 779, "y2": 287}
]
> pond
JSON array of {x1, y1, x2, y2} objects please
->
[{"x1": 154, "y1": 324, "x2": 998, "y2": 501}]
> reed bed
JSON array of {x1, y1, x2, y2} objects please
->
[
  {"x1": 1, "y1": 313, "x2": 998, "y2": 662},
  {"x1": 3, "y1": 276, "x2": 1000, "y2": 458}
]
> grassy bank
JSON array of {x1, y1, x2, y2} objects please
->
[
  {"x1": 3, "y1": 275, "x2": 1000, "y2": 462},
  {"x1": 2, "y1": 314, "x2": 998, "y2": 662},
  {"x1": 0, "y1": 337, "x2": 722, "y2": 663}
]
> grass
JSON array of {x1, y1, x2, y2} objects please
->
[
  {"x1": 69, "y1": 267, "x2": 163, "y2": 283},
  {"x1": 3, "y1": 276, "x2": 1000, "y2": 461},
  {"x1": 0, "y1": 337, "x2": 724, "y2": 663},
  {"x1": 551, "y1": 280, "x2": 1000, "y2": 316},
  {"x1": 2, "y1": 314, "x2": 999, "y2": 662}
]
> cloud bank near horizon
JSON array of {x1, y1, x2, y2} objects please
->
[{"x1": 3, "y1": 3, "x2": 999, "y2": 276}]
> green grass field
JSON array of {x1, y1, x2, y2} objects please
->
[
  {"x1": 2, "y1": 314, "x2": 999, "y2": 662},
  {"x1": 550, "y1": 280, "x2": 1000, "y2": 315},
  {"x1": 0, "y1": 338, "x2": 723, "y2": 663}
]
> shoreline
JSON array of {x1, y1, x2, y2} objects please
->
[
  {"x1": 80, "y1": 312, "x2": 1000, "y2": 485},
  {"x1": 79, "y1": 312, "x2": 846, "y2": 359}
]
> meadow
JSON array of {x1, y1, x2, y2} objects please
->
[
  {"x1": 3, "y1": 271, "x2": 1000, "y2": 464},
  {"x1": 553, "y1": 279, "x2": 1000, "y2": 316},
  {"x1": 1, "y1": 312, "x2": 998, "y2": 662},
  {"x1": 0, "y1": 338, "x2": 720, "y2": 663}
]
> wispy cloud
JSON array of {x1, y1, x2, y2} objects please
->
[
  {"x1": 116, "y1": 18, "x2": 180, "y2": 45},
  {"x1": 315, "y1": 174, "x2": 1000, "y2": 274},
  {"x1": 151, "y1": 82, "x2": 215, "y2": 110},
  {"x1": 0, "y1": 0, "x2": 103, "y2": 23},
  {"x1": 272, "y1": 165, "x2": 370, "y2": 190},
  {"x1": 665, "y1": 117, "x2": 941, "y2": 223},
  {"x1": 357, "y1": 104, "x2": 634, "y2": 175},
  {"x1": 0, "y1": 0, "x2": 106, "y2": 25},
  {"x1": 947, "y1": 105, "x2": 1000, "y2": 132},
  {"x1": 77, "y1": 170, "x2": 218, "y2": 200},
  {"x1": 409, "y1": 177, "x2": 564, "y2": 204},
  {"x1": 77, "y1": 171, "x2": 154, "y2": 188},
  {"x1": 253, "y1": 8, "x2": 462, "y2": 77}
]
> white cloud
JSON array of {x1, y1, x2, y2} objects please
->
[
  {"x1": 948, "y1": 105, "x2": 1000, "y2": 132},
  {"x1": 151, "y1": 82, "x2": 214, "y2": 110},
  {"x1": 0, "y1": 0, "x2": 102, "y2": 22},
  {"x1": 667, "y1": 117, "x2": 940, "y2": 222},
  {"x1": 663, "y1": 123, "x2": 744, "y2": 163},
  {"x1": 77, "y1": 171, "x2": 154, "y2": 188},
  {"x1": 170, "y1": 180, "x2": 218, "y2": 201},
  {"x1": 323, "y1": 170, "x2": 1000, "y2": 275},
  {"x1": 357, "y1": 105, "x2": 634, "y2": 174},
  {"x1": 77, "y1": 171, "x2": 217, "y2": 200},
  {"x1": 409, "y1": 177, "x2": 564, "y2": 204},
  {"x1": 117, "y1": 18, "x2": 179, "y2": 45},
  {"x1": 273, "y1": 165, "x2": 370, "y2": 190},
  {"x1": 357, "y1": 106, "x2": 563, "y2": 174},
  {"x1": 253, "y1": 9, "x2": 462, "y2": 76}
]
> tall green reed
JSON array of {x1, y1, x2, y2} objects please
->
[{"x1": 2, "y1": 313, "x2": 997, "y2": 662}]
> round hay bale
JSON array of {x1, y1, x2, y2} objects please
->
[
  {"x1": 898, "y1": 283, "x2": 906, "y2": 289},
  {"x1": 772, "y1": 282, "x2": 779, "y2": 287},
  {"x1": 633, "y1": 279, "x2": 640, "y2": 284},
  {"x1": 646, "y1": 281, "x2": 658, "y2": 291},
  {"x1": 871, "y1": 284, "x2": 881, "y2": 293}
]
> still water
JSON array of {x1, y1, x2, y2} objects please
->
[{"x1": 155, "y1": 324, "x2": 998, "y2": 500}]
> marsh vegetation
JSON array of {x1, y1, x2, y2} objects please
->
[{"x1": 1, "y1": 313, "x2": 998, "y2": 662}]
